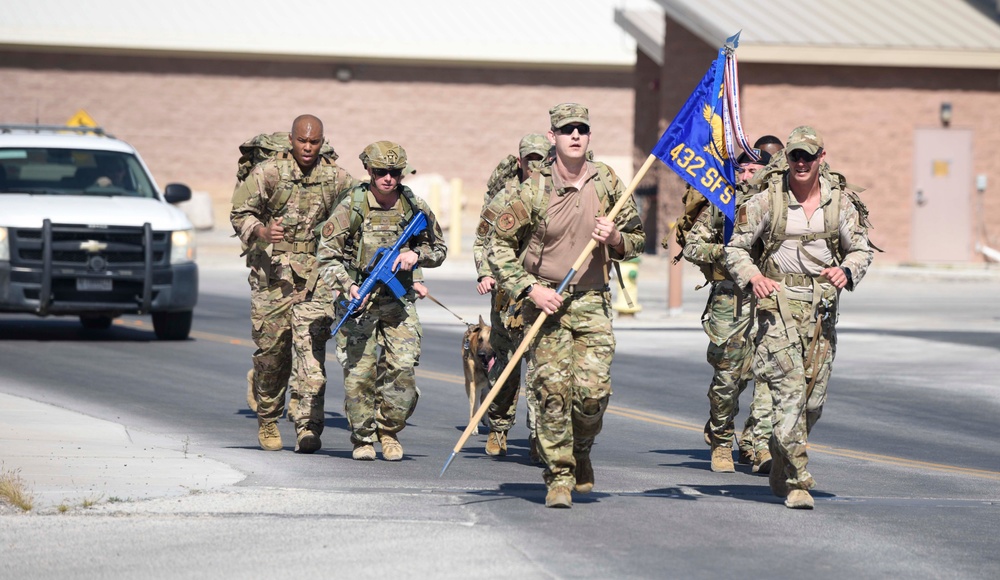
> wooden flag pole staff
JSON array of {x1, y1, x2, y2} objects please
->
[{"x1": 440, "y1": 154, "x2": 659, "y2": 476}]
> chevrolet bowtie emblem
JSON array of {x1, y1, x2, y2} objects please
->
[{"x1": 80, "y1": 240, "x2": 108, "y2": 253}]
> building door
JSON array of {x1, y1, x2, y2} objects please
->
[{"x1": 912, "y1": 129, "x2": 972, "y2": 262}]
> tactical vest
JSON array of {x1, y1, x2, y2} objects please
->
[{"x1": 343, "y1": 185, "x2": 419, "y2": 286}]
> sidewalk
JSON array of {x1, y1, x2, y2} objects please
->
[{"x1": 0, "y1": 392, "x2": 243, "y2": 510}]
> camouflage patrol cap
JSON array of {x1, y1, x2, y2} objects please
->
[
  {"x1": 362, "y1": 140, "x2": 408, "y2": 170},
  {"x1": 549, "y1": 103, "x2": 589, "y2": 129},
  {"x1": 785, "y1": 126, "x2": 824, "y2": 156},
  {"x1": 518, "y1": 133, "x2": 550, "y2": 159}
]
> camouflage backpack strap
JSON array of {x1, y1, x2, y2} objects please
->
[
  {"x1": 592, "y1": 162, "x2": 633, "y2": 305},
  {"x1": 266, "y1": 152, "x2": 298, "y2": 215}
]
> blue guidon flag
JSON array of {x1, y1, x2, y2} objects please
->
[{"x1": 653, "y1": 32, "x2": 752, "y2": 242}]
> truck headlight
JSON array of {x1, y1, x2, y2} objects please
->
[
  {"x1": 170, "y1": 229, "x2": 196, "y2": 264},
  {"x1": 0, "y1": 227, "x2": 8, "y2": 261}
]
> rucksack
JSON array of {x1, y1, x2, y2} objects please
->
[
  {"x1": 232, "y1": 132, "x2": 343, "y2": 219},
  {"x1": 666, "y1": 185, "x2": 711, "y2": 262},
  {"x1": 235, "y1": 132, "x2": 338, "y2": 183}
]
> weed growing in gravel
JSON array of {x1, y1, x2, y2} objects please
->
[{"x1": 0, "y1": 466, "x2": 34, "y2": 512}]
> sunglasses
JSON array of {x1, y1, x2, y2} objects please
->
[
  {"x1": 372, "y1": 168, "x2": 403, "y2": 178},
  {"x1": 555, "y1": 124, "x2": 590, "y2": 136},
  {"x1": 787, "y1": 149, "x2": 821, "y2": 163}
]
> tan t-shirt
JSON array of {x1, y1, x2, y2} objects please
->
[
  {"x1": 524, "y1": 162, "x2": 606, "y2": 290},
  {"x1": 772, "y1": 181, "x2": 834, "y2": 293}
]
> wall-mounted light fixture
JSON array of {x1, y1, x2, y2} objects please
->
[
  {"x1": 335, "y1": 67, "x2": 353, "y2": 83},
  {"x1": 940, "y1": 102, "x2": 952, "y2": 127}
]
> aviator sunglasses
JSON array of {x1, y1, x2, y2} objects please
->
[
  {"x1": 787, "y1": 149, "x2": 822, "y2": 163},
  {"x1": 555, "y1": 123, "x2": 591, "y2": 136},
  {"x1": 372, "y1": 168, "x2": 403, "y2": 178}
]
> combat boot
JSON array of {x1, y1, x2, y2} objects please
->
[
  {"x1": 257, "y1": 419, "x2": 282, "y2": 451},
  {"x1": 352, "y1": 442, "x2": 376, "y2": 461},
  {"x1": 769, "y1": 451, "x2": 789, "y2": 498},
  {"x1": 485, "y1": 431, "x2": 507, "y2": 456},
  {"x1": 574, "y1": 453, "x2": 594, "y2": 494},
  {"x1": 379, "y1": 432, "x2": 404, "y2": 461},
  {"x1": 752, "y1": 449, "x2": 772, "y2": 474},
  {"x1": 544, "y1": 485, "x2": 573, "y2": 509},
  {"x1": 784, "y1": 489, "x2": 814, "y2": 509},
  {"x1": 710, "y1": 444, "x2": 735, "y2": 473},
  {"x1": 294, "y1": 423, "x2": 321, "y2": 454},
  {"x1": 737, "y1": 445, "x2": 754, "y2": 466}
]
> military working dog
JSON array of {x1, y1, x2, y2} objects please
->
[{"x1": 462, "y1": 316, "x2": 496, "y2": 435}]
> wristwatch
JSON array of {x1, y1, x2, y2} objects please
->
[{"x1": 520, "y1": 284, "x2": 534, "y2": 299}]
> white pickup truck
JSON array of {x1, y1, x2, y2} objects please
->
[{"x1": 0, "y1": 125, "x2": 198, "y2": 339}]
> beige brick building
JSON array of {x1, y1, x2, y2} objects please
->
[
  {"x1": 618, "y1": 0, "x2": 1000, "y2": 265},
  {"x1": 0, "y1": 1, "x2": 652, "y2": 231}
]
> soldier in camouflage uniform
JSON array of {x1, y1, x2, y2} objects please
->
[
  {"x1": 317, "y1": 141, "x2": 446, "y2": 461},
  {"x1": 724, "y1": 126, "x2": 873, "y2": 509},
  {"x1": 684, "y1": 150, "x2": 775, "y2": 474},
  {"x1": 473, "y1": 133, "x2": 550, "y2": 461},
  {"x1": 231, "y1": 115, "x2": 358, "y2": 453},
  {"x1": 485, "y1": 104, "x2": 645, "y2": 508}
]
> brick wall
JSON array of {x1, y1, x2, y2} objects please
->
[
  {"x1": 645, "y1": 16, "x2": 1000, "y2": 264},
  {"x1": 0, "y1": 51, "x2": 634, "y2": 229}
]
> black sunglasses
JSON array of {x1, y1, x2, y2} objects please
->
[
  {"x1": 372, "y1": 168, "x2": 403, "y2": 178},
  {"x1": 555, "y1": 124, "x2": 590, "y2": 136},
  {"x1": 788, "y1": 149, "x2": 821, "y2": 163}
]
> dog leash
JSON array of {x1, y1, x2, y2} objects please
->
[{"x1": 424, "y1": 292, "x2": 471, "y2": 326}]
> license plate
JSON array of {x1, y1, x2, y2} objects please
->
[{"x1": 77, "y1": 278, "x2": 113, "y2": 291}]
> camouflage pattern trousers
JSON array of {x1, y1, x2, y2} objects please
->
[
  {"x1": 753, "y1": 293, "x2": 837, "y2": 491},
  {"x1": 250, "y1": 276, "x2": 305, "y2": 423},
  {"x1": 485, "y1": 304, "x2": 535, "y2": 435},
  {"x1": 701, "y1": 282, "x2": 772, "y2": 453},
  {"x1": 289, "y1": 285, "x2": 337, "y2": 434},
  {"x1": 524, "y1": 290, "x2": 614, "y2": 489},
  {"x1": 334, "y1": 292, "x2": 422, "y2": 446}
]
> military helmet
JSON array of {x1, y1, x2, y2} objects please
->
[{"x1": 362, "y1": 141, "x2": 408, "y2": 170}]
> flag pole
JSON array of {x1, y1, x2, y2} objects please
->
[{"x1": 441, "y1": 154, "x2": 659, "y2": 477}]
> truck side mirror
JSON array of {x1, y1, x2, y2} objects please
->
[{"x1": 164, "y1": 183, "x2": 192, "y2": 204}]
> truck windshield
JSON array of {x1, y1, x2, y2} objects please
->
[{"x1": 0, "y1": 148, "x2": 157, "y2": 198}]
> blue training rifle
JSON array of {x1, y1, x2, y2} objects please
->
[{"x1": 330, "y1": 210, "x2": 428, "y2": 336}]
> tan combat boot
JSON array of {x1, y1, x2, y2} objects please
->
[
  {"x1": 784, "y1": 489, "x2": 815, "y2": 509},
  {"x1": 294, "y1": 423, "x2": 321, "y2": 454},
  {"x1": 574, "y1": 454, "x2": 594, "y2": 494},
  {"x1": 710, "y1": 445, "x2": 735, "y2": 472},
  {"x1": 545, "y1": 485, "x2": 573, "y2": 509},
  {"x1": 485, "y1": 431, "x2": 507, "y2": 456},
  {"x1": 352, "y1": 442, "x2": 376, "y2": 461},
  {"x1": 380, "y1": 432, "x2": 403, "y2": 461},
  {"x1": 257, "y1": 419, "x2": 282, "y2": 451},
  {"x1": 769, "y1": 451, "x2": 789, "y2": 497},
  {"x1": 752, "y1": 449, "x2": 772, "y2": 474},
  {"x1": 737, "y1": 444, "x2": 754, "y2": 466}
]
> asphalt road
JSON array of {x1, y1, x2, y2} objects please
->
[{"x1": 1, "y1": 263, "x2": 998, "y2": 579}]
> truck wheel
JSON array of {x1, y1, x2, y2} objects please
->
[
  {"x1": 152, "y1": 310, "x2": 193, "y2": 340},
  {"x1": 79, "y1": 315, "x2": 113, "y2": 329}
]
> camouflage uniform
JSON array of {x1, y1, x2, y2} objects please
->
[
  {"x1": 317, "y1": 146, "x2": 446, "y2": 449},
  {"x1": 231, "y1": 153, "x2": 357, "y2": 435},
  {"x1": 724, "y1": 127, "x2": 873, "y2": 496},
  {"x1": 485, "y1": 141, "x2": 645, "y2": 491},
  {"x1": 682, "y1": 184, "x2": 773, "y2": 460},
  {"x1": 472, "y1": 134, "x2": 549, "y2": 441}
]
